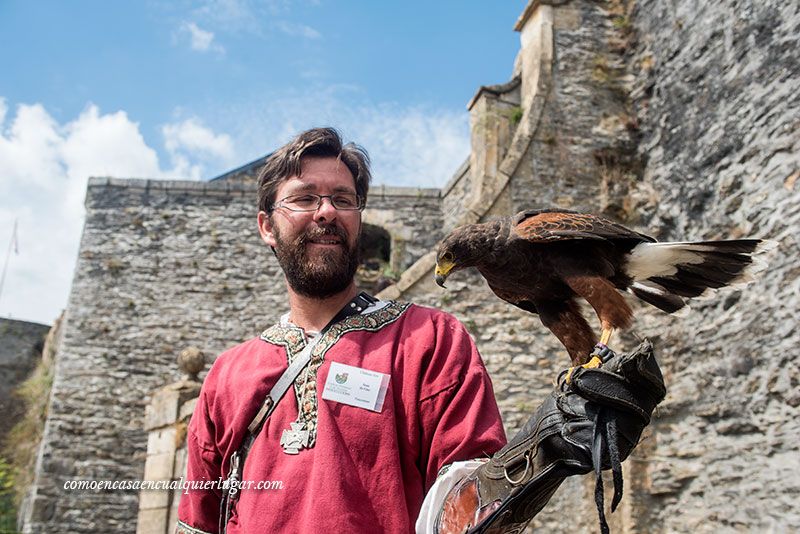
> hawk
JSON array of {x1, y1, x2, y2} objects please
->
[{"x1": 434, "y1": 209, "x2": 771, "y2": 368}]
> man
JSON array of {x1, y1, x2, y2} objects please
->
[{"x1": 176, "y1": 128, "x2": 664, "y2": 534}]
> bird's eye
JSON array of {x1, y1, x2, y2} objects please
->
[{"x1": 442, "y1": 251, "x2": 455, "y2": 262}]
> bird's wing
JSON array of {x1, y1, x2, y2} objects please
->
[{"x1": 512, "y1": 209, "x2": 656, "y2": 243}]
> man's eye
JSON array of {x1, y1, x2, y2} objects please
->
[
  {"x1": 333, "y1": 195, "x2": 357, "y2": 208},
  {"x1": 289, "y1": 195, "x2": 318, "y2": 206}
]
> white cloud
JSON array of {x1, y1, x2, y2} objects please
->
[
  {"x1": 0, "y1": 102, "x2": 64, "y2": 189},
  {"x1": 350, "y1": 105, "x2": 470, "y2": 188},
  {"x1": 62, "y1": 106, "x2": 163, "y2": 180},
  {"x1": 193, "y1": 0, "x2": 293, "y2": 30},
  {"x1": 163, "y1": 117, "x2": 235, "y2": 161},
  {"x1": 179, "y1": 21, "x2": 225, "y2": 53},
  {"x1": 0, "y1": 99, "x2": 235, "y2": 324},
  {"x1": 185, "y1": 0, "x2": 321, "y2": 38},
  {"x1": 194, "y1": 0, "x2": 257, "y2": 25},
  {"x1": 219, "y1": 88, "x2": 471, "y2": 188},
  {"x1": 274, "y1": 21, "x2": 322, "y2": 39}
]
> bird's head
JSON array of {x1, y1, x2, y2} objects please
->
[{"x1": 434, "y1": 225, "x2": 486, "y2": 288}]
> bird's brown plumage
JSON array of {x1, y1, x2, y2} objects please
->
[{"x1": 434, "y1": 209, "x2": 769, "y2": 366}]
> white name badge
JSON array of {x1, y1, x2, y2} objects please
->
[{"x1": 322, "y1": 361, "x2": 390, "y2": 412}]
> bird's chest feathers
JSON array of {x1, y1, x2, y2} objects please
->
[{"x1": 477, "y1": 243, "x2": 552, "y2": 292}]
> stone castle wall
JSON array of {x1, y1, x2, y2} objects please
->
[
  {"x1": 24, "y1": 0, "x2": 800, "y2": 532},
  {"x1": 618, "y1": 0, "x2": 800, "y2": 530}
]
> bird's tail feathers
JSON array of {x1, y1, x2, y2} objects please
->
[
  {"x1": 625, "y1": 239, "x2": 776, "y2": 313},
  {"x1": 629, "y1": 281, "x2": 690, "y2": 315}
]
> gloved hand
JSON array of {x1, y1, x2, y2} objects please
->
[{"x1": 435, "y1": 340, "x2": 666, "y2": 534}]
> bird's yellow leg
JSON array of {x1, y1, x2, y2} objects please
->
[
  {"x1": 565, "y1": 328, "x2": 614, "y2": 383},
  {"x1": 600, "y1": 327, "x2": 614, "y2": 347}
]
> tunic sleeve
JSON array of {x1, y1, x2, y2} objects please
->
[
  {"x1": 417, "y1": 314, "x2": 506, "y2": 489},
  {"x1": 176, "y1": 388, "x2": 223, "y2": 534}
]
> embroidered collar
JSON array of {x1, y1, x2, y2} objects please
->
[{"x1": 260, "y1": 300, "x2": 409, "y2": 451}]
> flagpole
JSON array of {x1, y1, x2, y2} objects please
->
[{"x1": 0, "y1": 219, "x2": 17, "y2": 306}]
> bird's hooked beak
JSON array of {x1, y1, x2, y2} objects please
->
[{"x1": 434, "y1": 259, "x2": 454, "y2": 288}]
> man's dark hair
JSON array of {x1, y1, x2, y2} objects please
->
[{"x1": 257, "y1": 127, "x2": 372, "y2": 214}]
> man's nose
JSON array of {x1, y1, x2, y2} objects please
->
[{"x1": 313, "y1": 196, "x2": 338, "y2": 221}]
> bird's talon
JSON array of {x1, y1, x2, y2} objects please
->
[
  {"x1": 583, "y1": 355, "x2": 603, "y2": 369},
  {"x1": 564, "y1": 355, "x2": 604, "y2": 384},
  {"x1": 564, "y1": 366, "x2": 576, "y2": 384}
]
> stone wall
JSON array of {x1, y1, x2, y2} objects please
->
[
  {"x1": 509, "y1": 0, "x2": 641, "y2": 218},
  {"x1": 0, "y1": 318, "x2": 49, "y2": 441},
  {"x1": 619, "y1": 0, "x2": 800, "y2": 531},
  {"x1": 362, "y1": 185, "x2": 443, "y2": 273},
  {"x1": 439, "y1": 158, "x2": 471, "y2": 234}
]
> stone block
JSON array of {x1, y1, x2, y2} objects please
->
[
  {"x1": 147, "y1": 427, "x2": 178, "y2": 455},
  {"x1": 136, "y1": 507, "x2": 168, "y2": 534},
  {"x1": 145, "y1": 389, "x2": 180, "y2": 431},
  {"x1": 168, "y1": 492, "x2": 181, "y2": 530},
  {"x1": 143, "y1": 452, "x2": 174, "y2": 482},
  {"x1": 173, "y1": 447, "x2": 188, "y2": 479},
  {"x1": 27, "y1": 495, "x2": 55, "y2": 522},
  {"x1": 179, "y1": 397, "x2": 198, "y2": 422},
  {"x1": 139, "y1": 487, "x2": 170, "y2": 510},
  {"x1": 145, "y1": 382, "x2": 202, "y2": 431}
]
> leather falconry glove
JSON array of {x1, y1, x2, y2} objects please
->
[{"x1": 435, "y1": 340, "x2": 666, "y2": 534}]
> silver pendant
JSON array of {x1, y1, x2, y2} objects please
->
[{"x1": 280, "y1": 422, "x2": 310, "y2": 454}]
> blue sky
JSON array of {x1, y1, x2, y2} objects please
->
[{"x1": 0, "y1": 0, "x2": 527, "y2": 324}]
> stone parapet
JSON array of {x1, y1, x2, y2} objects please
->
[{"x1": 136, "y1": 381, "x2": 200, "y2": 534}]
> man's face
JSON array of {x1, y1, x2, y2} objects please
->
[{"x1": 257, "y1": 156, "x2": 362, "y2": 299}]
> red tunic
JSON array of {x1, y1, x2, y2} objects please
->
[{"x1": 177, "y1": 301, "x2": 506, "y2": 533}]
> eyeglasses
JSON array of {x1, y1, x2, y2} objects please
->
[{"x1": 272, "y1": 193, "x2": 365, "y2": 212}]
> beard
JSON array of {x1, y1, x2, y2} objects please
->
[{"x1": 272, "y1": 222, "x2": 360, "y2": 299}]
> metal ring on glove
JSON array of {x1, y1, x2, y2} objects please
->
[{"x1": 503, "y1": 451, "x2": 531, "y2": 485}]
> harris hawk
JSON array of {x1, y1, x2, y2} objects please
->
[{"x1": 434, "y1": 208, "x2": 771, "y2": 369}]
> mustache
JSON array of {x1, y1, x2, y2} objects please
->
[{"x1": 297, "y1": 224, "x2": 348, "y2": 245}]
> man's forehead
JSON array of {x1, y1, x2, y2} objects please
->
[
  {"x1": 279, "y1": 157, "x2": 356, "y2": 193},
  {"x1": 282, "y1": 181, "x2": 355, "y2": 193}
]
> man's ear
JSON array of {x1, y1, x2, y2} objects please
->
[{"x1": 257, "y1": 211, "x2": 277, "y2": 248}]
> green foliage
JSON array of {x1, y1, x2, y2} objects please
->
[
  {"x1": 0, "y1": 455, "x2": 19, "y2": 533},
  {"x1": 381, "y1": 263, "x2": 400, "y2": 281},
  {"x1": 2, "y1": 349, "x2": 55, "y2": 525},
  {"x1": 592, "y1": 55, "x2": 612, "y2": 83},
  {"x1": 611, "y1": 14, "x2": 631, "y2": 31}
]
